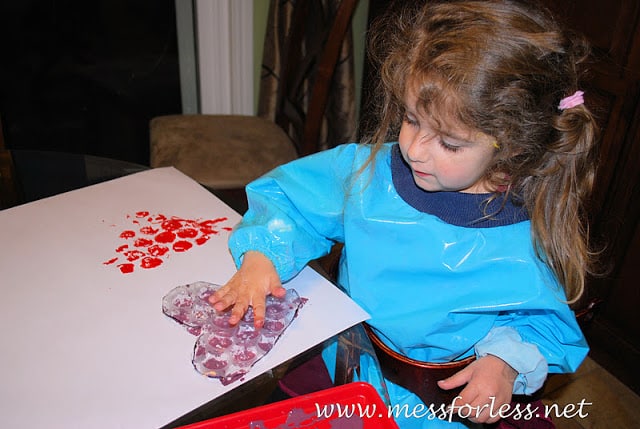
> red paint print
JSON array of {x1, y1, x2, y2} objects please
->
[
  {"x1": 173, "y1": 240, "x2": 193, "y2": 252},
  {"x1": 195, "y1": 236, "x2": 210, "y2": 246},
  {"x1": 120, "y1": 230, "x2": 135, "y2": 239},
  {"x1": 118, "y1": 263, "x2": 135, "y2": 274},
  {"x1": 161, "y1": 219, "x2": 183, "y2": 231},
  {"x1": 124, "y1": 250, "x2": 146, "y2": 261},
  {"x1": 140, "y1": 256, "x2": 163, "y2": 269},
  {"x1": 139, "y1": 226, "x2": 159, "y2": 235},
  {"x1": 151, "y1": 214, "x2": 167, "y2": 224},
  {"x1": 105, "y1": 211, "x2": 232, "y2": 274},
  {"x1": 148, "y1": 244, "x2": 169, "y2": 257},
  {"x1": 155, "y1": 231, "x2": 176, "y2": 243},
  {"x1": 199, "y1": 217, "x2": 228, "y2": 235},
  {"x1": 177, "y1": 228, "x2": 198, "y2": 239},
  {"x1": 134, "y1": 238, "x2": 154, "y2": 247}
]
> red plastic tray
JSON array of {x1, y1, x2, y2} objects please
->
[{"x1": 177, "y1": 382, "x2": 399, "y2": 429}]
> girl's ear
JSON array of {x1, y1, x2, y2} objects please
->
[{"x1": 485, "y1": 170, "x2": 512, "y2": 194}]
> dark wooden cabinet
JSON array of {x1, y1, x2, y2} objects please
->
[
  {"x1": 362, "y1": 0, "x2": 640, "y2": 393},
  {"x1": 539, "y1": 0, "x2": 640, "y2": 394}
]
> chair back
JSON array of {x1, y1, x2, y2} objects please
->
[{"x1": 268, "y1": 0, "x2": 359, "y2": 156}]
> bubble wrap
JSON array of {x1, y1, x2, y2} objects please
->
[{"x1": 162, "y1": 281, "x2": 303, "y2": 385}]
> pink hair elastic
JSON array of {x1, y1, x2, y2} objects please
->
[{"x1": 558, "y1": 90, "x2": 585, "y2": 110}]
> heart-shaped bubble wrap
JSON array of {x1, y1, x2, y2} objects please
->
[{"x1": 162, "y1": 281, "x2": 303, "y2": 385}]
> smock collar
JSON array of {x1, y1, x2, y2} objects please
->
[{"x1": 390, "y1": 143, "x2": 528, "y2": 228}]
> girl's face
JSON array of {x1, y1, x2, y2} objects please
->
[{"x1": 398, "y1": 90, "x2": 496, "y2": 193}]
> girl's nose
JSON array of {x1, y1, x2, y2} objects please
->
[{"x1": 406, "y1": 131, "x2": 437, "y2": 162}]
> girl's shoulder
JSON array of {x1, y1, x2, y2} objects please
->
[
  {"x1": 308, "y1": 142, "x2": 395, "y2": 173},
  {"x1": 326, "y1": 142, "x2": 394, "y2": 159}
]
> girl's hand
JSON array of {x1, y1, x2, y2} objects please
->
[
  {"x1": 437, "y1": 354, "x2": 517, "y2": 424},
  {"x1": 208, "y1": 251, "x2": 286, "y2": 328}
]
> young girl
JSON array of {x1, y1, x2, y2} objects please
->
[{"x1": 210, "y1": 0, "x2": 599, "y2": 427}]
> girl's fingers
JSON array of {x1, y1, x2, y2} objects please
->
[
  {"x1": 251, "y1": 300, "x2": 266, "y2": 328},
  {"x1": 229, "y1": 301, "x2": 249, "y2": 325},
  {"x1": 209, "y1": 285, "x2": 237, "y2": 311},
  {"x1": 269, "y1": 285, "x2": 287, "y2": 298},
  {"x1": 207, "y1": 251, "x2": 281, "y2": 327},
  {"x1": 438, "y1": 364, "x2": 472, "y2": 390}
]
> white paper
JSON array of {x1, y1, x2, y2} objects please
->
[{"x1": 0, "y1": 167, "x2": 369, "y2": 429}]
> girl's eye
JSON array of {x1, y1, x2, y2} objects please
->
[
  {"x1": 439, "y1": 139, "x2": 461, "y2": 152},
  {"x1": 403, "y1": 114, "x2": 419, "y2": 127}
]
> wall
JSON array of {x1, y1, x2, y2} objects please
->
[{"x1": 0, "y1": 0, "x2": 182, "y2": 165}]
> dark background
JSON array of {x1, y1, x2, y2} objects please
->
[{"x1": 0, "y1": 0, "x2": 182, "y2": 165}]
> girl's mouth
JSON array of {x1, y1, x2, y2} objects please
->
[{"x1": 413, "y1": 170, "x2": 433, "y2": 178}]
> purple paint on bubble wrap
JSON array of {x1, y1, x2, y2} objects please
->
[{"x1": 162, "y1": 281, "x2": 304, "y2": 385}]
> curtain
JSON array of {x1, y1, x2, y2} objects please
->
[{"x1": 257, "y1": 0, "x2": 358, "y2": 152}]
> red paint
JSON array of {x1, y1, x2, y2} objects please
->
[
  {"x1": 119, "y1": 230, "x2": 135, "y2": 239},
  {"x1": 140, "y1": 256, "x2": 163, "y2": 269},
  {"x1": 177, "y1": 227, "x2": 198, "y2": 238},
  {"x1": 118, "y1": 263, "x2": 134, "y2": 274},
  {"x1": 148, "y1": 244, "x2": 169, "y2": 257},
  {"x1": 155, "y1": 231, "x2": 176, "y2": 243},
  {"x1": 161, "y1": 219, "x2": 183, "y2": 231},
  {"x1": 195, "y1": 236, "x2": 210, "y2": 246},
  {"x1": 107, "y1": 211, "x2": 232, "y2": 274},
  {"x1": 134, "y1": 238, "x2": 154, "y2": 247},
  {"x1": 201, "y1": 228, "x2": 219, "y2": 236},
  {"x1": 173, "y1": 240, "x2": 193, "y2": 252},
  {"x1": 139, "y1": 226, "x2": 159, "y2": 235},
  {"x1": 208, "y1": 217, "x2": 228, "y2": 224},
  {"x1": 151, "y1": 214, "x2": 167, "y2": 224},
  {"x1": 200, "y1": 217, "x2": 228, "y2": 235},
  {"x1": 124, "y1": 250, "x2": 146, "y2": 261}
]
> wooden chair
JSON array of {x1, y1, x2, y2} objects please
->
[{"x1": 149, "y1": 0, "x2": 360, "y2": 199}]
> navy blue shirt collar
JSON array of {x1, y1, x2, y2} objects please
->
[{"x1": 390, "y1": 144, "x2": 528, "y2": 227}]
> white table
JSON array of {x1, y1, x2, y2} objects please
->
[{"x1": 0, "y1": 167, "x2": 368, "y2": 429}]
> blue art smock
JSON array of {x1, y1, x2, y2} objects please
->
[{"x1": 228, "y1": 143, "x2": 588, "y2": 428}]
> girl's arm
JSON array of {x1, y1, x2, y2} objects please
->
[
  {"x1": 228, "y1": 144, "x2": 362, "y2": 281},
  {"x1": 472, "y1": 326, "x2": 548, "y2": 394},
  {"x1": 439, "y1": 310, "x2": 586, "y2": 423},
  {"x1": 437, "y1": 326, "x2": 547, "y2": 423},
  {"x1": 210, "y1": 143, "x2": 366, "y2": 325}
]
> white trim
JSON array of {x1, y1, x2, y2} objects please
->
[
  {"x1": 175, "y1": 0, "x2": 199, "y2": 114},
  {"x1": 195, "y1": 0, "x2": 253, "y2": 115},
  {"x1": 230, "y1": 0, "x2": 254, "y2": 115}
]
